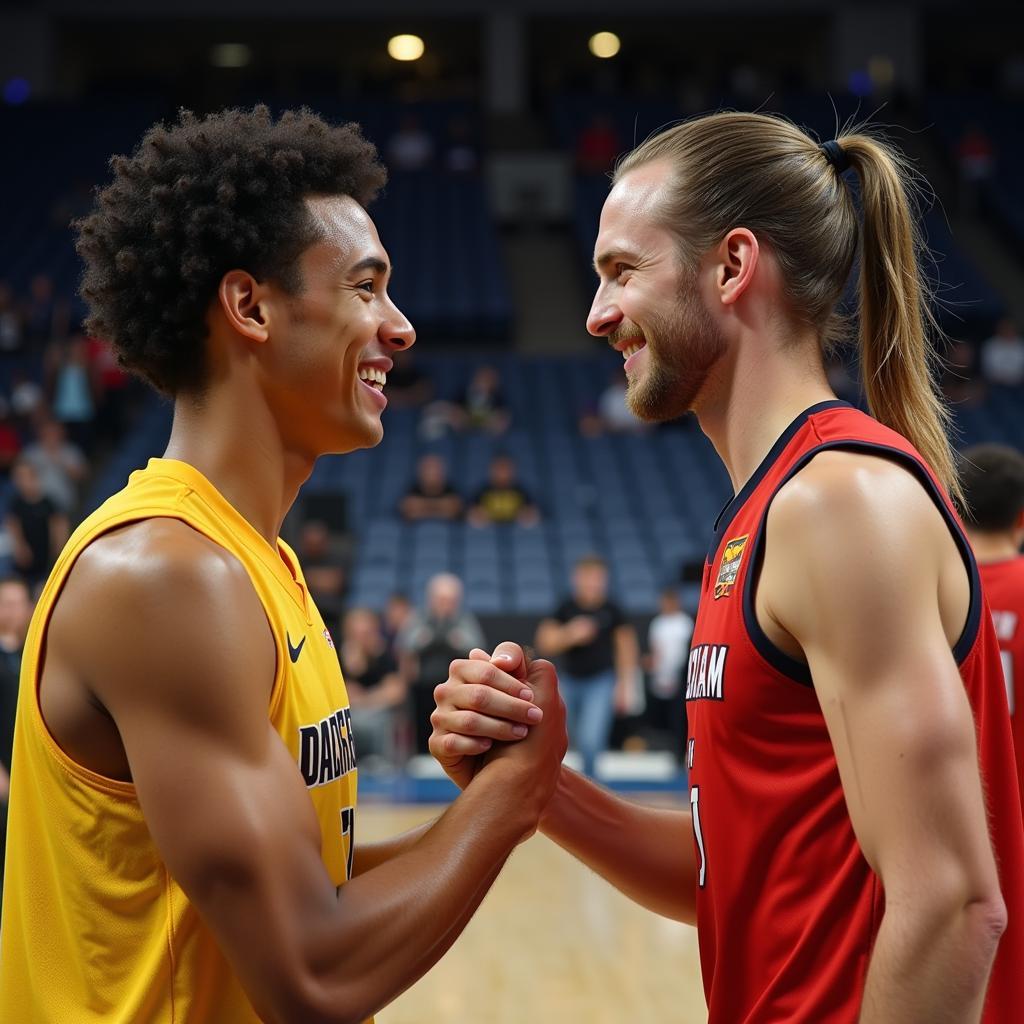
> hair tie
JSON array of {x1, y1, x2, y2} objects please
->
[{"x1": 820, "y1": 139, "x2": 851, "y2": 174}]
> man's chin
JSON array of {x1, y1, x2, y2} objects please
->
[{"x1": 627, "y1": 382, "x2": 695, "y2": 423}]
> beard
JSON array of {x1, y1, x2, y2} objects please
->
[{"x1": 617, "y1": 274, "x2": 726, "y2": 423}]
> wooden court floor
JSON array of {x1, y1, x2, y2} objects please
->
[{"x1": 362, "y1": 801, "x2": 707, "y2": 1024}]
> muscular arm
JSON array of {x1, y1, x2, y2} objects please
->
[
  {"x1": 764, "y1": 454, "x2": 1007, "y2": 1024},
  {"x1": 52, "y1": 522, "x2": 545, "y2": 1024},
  {"x1": 540, "y1": 767, "x2": 696, "y2": 923}
]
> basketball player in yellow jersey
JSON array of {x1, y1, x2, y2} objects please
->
[{"x1": 0, "y1": 107, "x2": 566, "y2": 1024}]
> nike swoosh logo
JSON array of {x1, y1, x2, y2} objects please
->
[{"x1": 287, "y1": 634, "x2": 306, "y2": 663}]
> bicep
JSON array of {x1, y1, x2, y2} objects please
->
[{"x1": 769, "y1": 463, "x2": 998, "y2": 900}]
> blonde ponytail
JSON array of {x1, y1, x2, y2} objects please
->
[{"x1": 838, "y1": 134, "x2": 962, "y2": 506}]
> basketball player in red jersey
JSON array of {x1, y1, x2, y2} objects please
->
[
  {"x1": 961, "y1": 443, "x2": 1024, "y2": 804},
  {"x1": 429, "y1": 113, "x2": 1024, "y2": 1023},
  {"x1": 0, "y1": 107, "x2": 566, "y2": 1024}
]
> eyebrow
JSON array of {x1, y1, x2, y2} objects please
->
[{"x1": 347, "y1": 256, "x2": 390, "y2": 277}]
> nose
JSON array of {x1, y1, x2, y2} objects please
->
[
  {"x1": 586, "y1": 289, "x2": 623, "y2": 338},
  {"x1": 380, "y1": 301, "x2": 416, "y2": 351}
]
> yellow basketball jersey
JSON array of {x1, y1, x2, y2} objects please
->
[{"x1": 0, "y1": 458, "x2": 365, "y2": 1023}]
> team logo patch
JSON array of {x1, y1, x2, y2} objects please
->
[{"x1": 714, "y1": 534, "x2": 749, "y2": 599}]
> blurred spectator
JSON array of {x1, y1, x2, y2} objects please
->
[
  {"x1": 22, "y1": 418, "x2": 87, "y2": 515},
  {"x1": 581, "y1": 372, "x2": 647, "y2": 436},
  {"x1": 0, "y1": 284, "x2": 23, "y2": 354},
  {"x1": 296, "y1": 520, "x2": 346, "y2": 622},
  {"x1": 399, "y1": 454, "x2": 464, "y2": 522},
  {"x1": 5, "y1": 460, "x2": 68, "y2": 589},
  {"x1": 981, "y1": 319, "x2": 1024, "y2": 388},
  {"x1": 23, "y1": 274, "x2": 67, "y2": 348},
  {"x1": 942, "y1": 339, "x2": 985, "y2": 407},
  {"x1": 957, "y1": 123, "x2": 995, "y2": 183},
  {"x1": 468, "y1": 454, "x2": 539, "y2": 528},
  {"x1": 576, "y1": 114, "x2": 621, "y2": 175},
  {"x1": 48, "y1": 335, "x2": 99, "y2": 453},
  {"x1": 10, "y1": 374, "x2": 44, "y2": 428},
  {"x1": 88, "y1": 335, "x2": 135, "y2": 445},
  {"x1": 460, "y1": 365, "x2": 510, "y2": 434},
  {"x1": 442, "y1": 116, "x2": 479, "y2": 175},
  {"x1": 645, "y1": 587, "x2": 694, "y2": 759},
  {"x1": 339, "y1": 608, "x2": 407, "y2": 766},
  {"x1": 536, "y1": 555, "x2": 639, "y2": 777},
  {"x1": 420, "y1": 365, "x2": 510, "y2": 439},
  {"x1": 956, "y1": 123, "x2": 994, "y2": 213},
  {"x1": 383, "y1": 591, "x2": 414, "y2": 658},
  {"x1": 388, "y1": 114, "x2": 435, "y2": 172},
  {"x1": 0, "y1": 576, "x2": 32, "y2": 882},
  {"x1": 0, "y1": 401, "x2": 22, "y2": 478},
  {"x1": 400, "y1": 573, "x2": 485, "y2": 753}
]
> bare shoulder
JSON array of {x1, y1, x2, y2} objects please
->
[
  {"x1": 51, "y1": 518, "x2": 273, "y2": 710},
  {"x1": 768, "y1": 449, "x2": 946, "y2": 550}
]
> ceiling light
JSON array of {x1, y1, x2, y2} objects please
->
[
  {"x1": 589, "y1": 32, "x2": 621, "y2": 59},
  {"x1": 388, "y1": 34, "x2": 425, "y2": 62}
]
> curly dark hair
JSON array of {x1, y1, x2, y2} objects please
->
[{"x1": 75, "y1": 105, "x2": 387, "y2": 395}]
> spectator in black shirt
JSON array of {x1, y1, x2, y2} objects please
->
[
  {"x1": 536, "y1": 555, "x2": 639, "y2": 777},
  {"x1": 399, "y1": 454, "x2": 464, "y2": 522},
  {"x1": 5, "y1": 460, "x2": 68, "y2": 590},
  {"x1": 467, "y1": 454, "x2": 539, "y2": 528},
  {"x1": 338, "y1": 608, "x2": 407, "y2": 766}
]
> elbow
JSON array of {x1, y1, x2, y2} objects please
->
[
  {"x1": 963, "y1": 891, "x2": 1007, "y2": 952},
  {"x1": 258, "y1": 970, "x2": 378, "y2": 1024}
]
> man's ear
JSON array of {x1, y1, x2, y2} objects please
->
[
  {"x1": 218, "y1": 270, "x2": 271, "y2": 344},
  {"x1": 712, "y1": 228, "x2": 759, "y2": 307}
]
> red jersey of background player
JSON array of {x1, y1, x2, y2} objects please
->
[
  {"x1": 686, "y1": 401, "x2": 1024, "y2": 1023},
  {"x1": 979, "y1": 556, "x2": 1024, "y2": 805}
]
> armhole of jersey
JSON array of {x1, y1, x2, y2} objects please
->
[
  {"x1": 31, "y1": 511, "x2": 287, "y2": 795},
  {"x1": 741, "y1": 440, "x2": 983, "y2": 689}
]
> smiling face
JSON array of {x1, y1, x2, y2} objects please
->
[
  {"x1": 588, "y1": 161, "x2": 726, "y2": 422},
  {"x1": 255, "y1": 195, "x2": 415, "y2": 457}
]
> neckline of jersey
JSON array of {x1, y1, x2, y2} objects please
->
[
  {"x1": 708, "y1": 399, "x2": 852, "y2": 562},
  {"x1": 142, "y1": 457, "x2": 310, "y2": 619}
]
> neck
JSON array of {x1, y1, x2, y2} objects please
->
[
  {"x1": 694, "y1": 332, "x2": 834, "y2": 494},
  {"x1": 967, "y1": 529, "x2": 1022, "y2": 565},
  {"x1": 163, "y1": 384, "x2": 313, "y2": 546}
]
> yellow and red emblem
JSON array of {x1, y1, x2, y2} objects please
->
[{"x1": 714, "y1": 534, "x2": 749, "y2": 599}]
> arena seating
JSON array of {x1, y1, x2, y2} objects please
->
[{"x1": 83, "y1": 352, "x2": 1024, "y2": 617}]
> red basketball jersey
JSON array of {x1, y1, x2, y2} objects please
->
[
  {"x1": 686, "y1": 401, "x2": 1024, "y2": 1023},
  {"x1": 978, "y1": 556, "x2": 1024, "y2": 806}
]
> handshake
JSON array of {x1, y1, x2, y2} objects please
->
[{"x1": 428, "y1": 642, "x2": 568, "y2": 831}]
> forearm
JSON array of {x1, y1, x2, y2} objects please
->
[
  {"x1": 350, "y1": 818, "x2": 435, "y2": 876},
  {"x1": 539, "y1": 766, "x2": 696, "y2": 923},
  {"x1": 536, "y1": 622, "x2": 571, "y2": 657},
  {"x1": 859, "y1": 895, "x2": 1005, "y2": 1023},
  {"x1": 311, "y1": 765, "x2": 536, "y2": 1019},
  {"x1": 614, "y1": 631, "x2": 639, "y2": 683}
]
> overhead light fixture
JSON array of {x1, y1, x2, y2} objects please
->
[
  {"x1": 588, "y1": 31, "x2": 621, "y2": 59},
  {"x1": 388, "y1": 34, "x2": 425, "y2": 62},
  {"x1": 210, "y1": 43, "x2": 252, "y2": 69}
]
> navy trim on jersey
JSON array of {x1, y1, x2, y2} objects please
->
[
  {"x1": 707, "y1": 400, "x2": 851, "y2": 564},
  {"x1": 741, "y1": 440, "x2": 984, "y2": 688}
]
